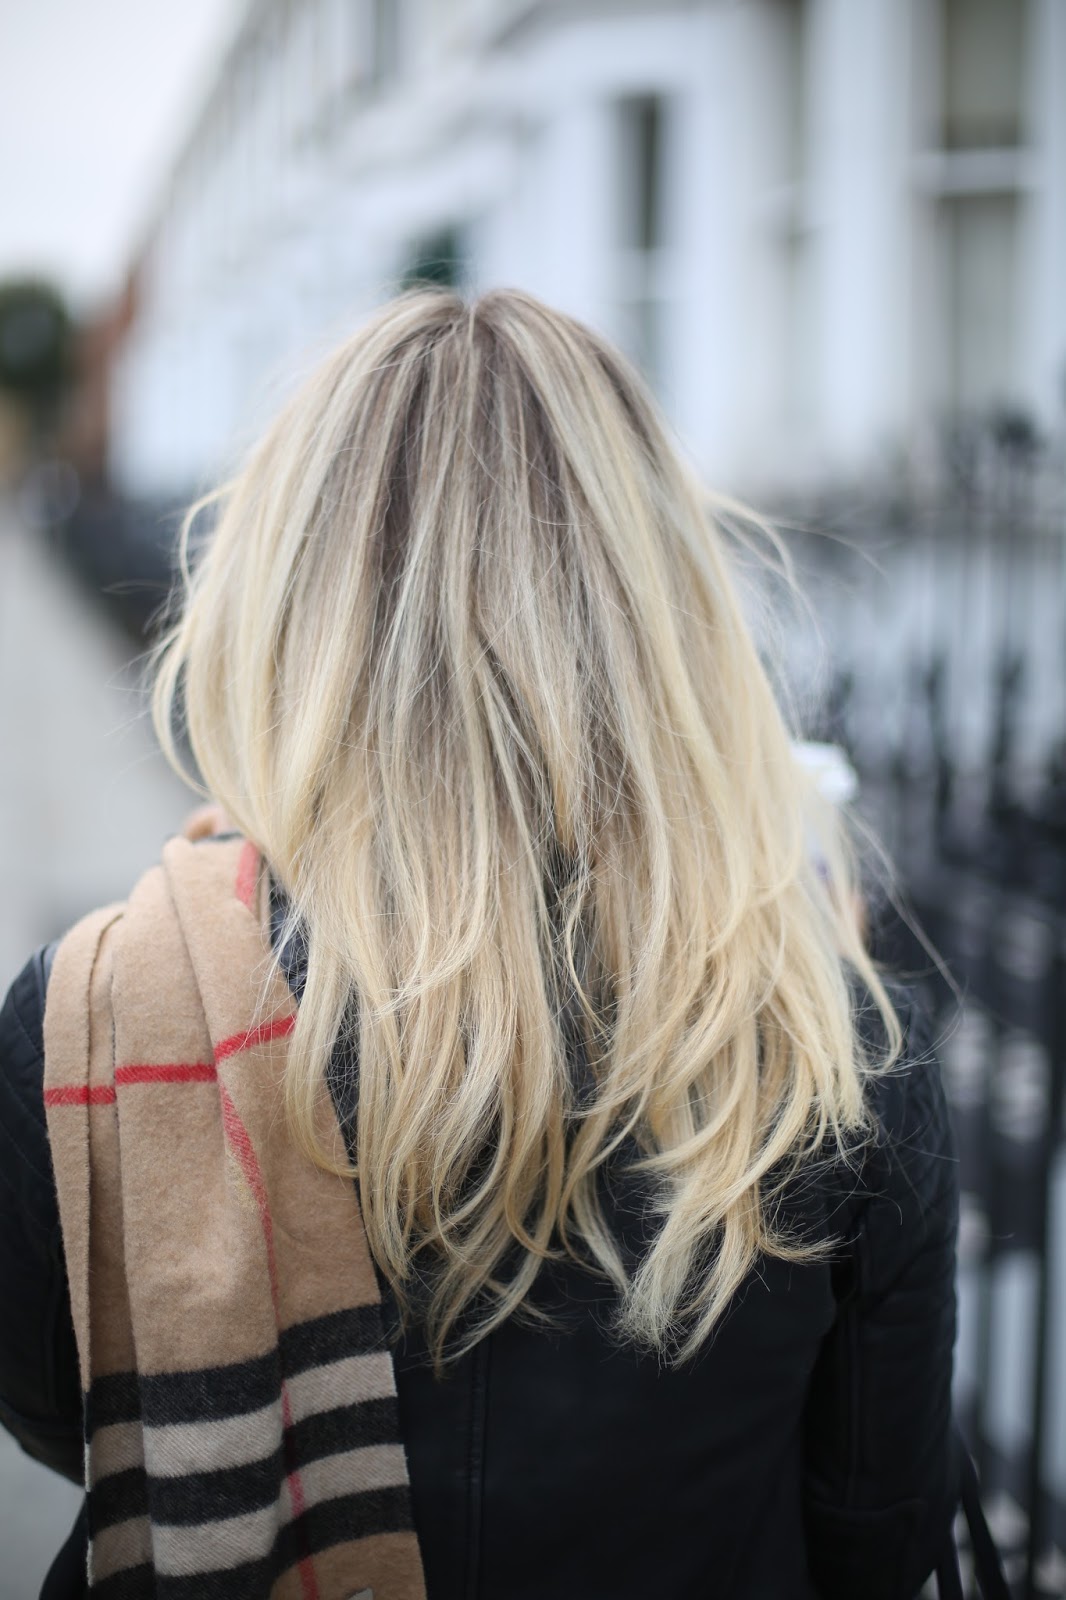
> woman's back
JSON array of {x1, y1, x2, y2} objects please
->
[
  {"x1": 272, "y1": 882, "x2": 956, "y2": 1600},
  {"x1": 381, "y1": 1103, "x2": 955, "y2": 1600},
  {"x1": 0, "y1": 288, "x2": 959, "y2": 1597},
  {"x1": 1, "y1": 900, "x2": 956, "y2": 1598}
]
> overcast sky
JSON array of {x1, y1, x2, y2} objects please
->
[{"x1": 0, "y1": 0, "x2": 245, "y2": 316}]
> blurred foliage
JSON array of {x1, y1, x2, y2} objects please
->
[{"x1": 0, "y1": 277, "x2": 74, "y2": 432}]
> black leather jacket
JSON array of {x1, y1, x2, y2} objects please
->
[{"x1": 0, "y1": 885, "x2": 959, "y2": 1600}]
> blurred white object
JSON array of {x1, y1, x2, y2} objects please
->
[
  {"x1": 792, "y1": 741, "x2": 859, "y2": 808},
  {"x1": 793, "y1": 743, "x2": 862, "y2": 930}
]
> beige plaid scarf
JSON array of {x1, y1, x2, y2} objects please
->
[{"x1": 43, "y1": 832, "x2": 426, "y2": 1600}]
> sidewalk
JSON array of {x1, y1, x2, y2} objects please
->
[{"x1": 0, "y1": 501, "x2": 190, "y2": 1595}]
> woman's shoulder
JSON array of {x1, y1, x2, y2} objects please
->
[
  {"x1": 0, "y1": 944, "x2": 56, "y2": 1177},
  {"x1": 842, "y1": 980, "x2": 960, "y2": 1266},
  {"x1": 0, "y1": 947, "x2": 84, "y2": 1480},
  {"x1": 862, "y1": 981, "x2": 954, "y2": 1154}
]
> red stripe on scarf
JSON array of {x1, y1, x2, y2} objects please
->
[
  {"x1": 44, "y1": 1084, "x2": 117, "y2": 1107},
  {"x1": 116, "y1": 1063, "x2": 218, "y2": 1086},
  {"x1": 215, "y1": 1014, "x2": 297, "y2": 1063},
  {"x1": 235, "y1": 841, "x2": 259, "y2": 911},
  {"x1": 111, "y1": 1021, "x2": 297, "y2": 1081}
]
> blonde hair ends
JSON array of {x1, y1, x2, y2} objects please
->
[{"x1": 153, "y1": 289, "x2": 900, "y2": 1367}]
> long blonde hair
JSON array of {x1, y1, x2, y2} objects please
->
[{"x1": 153, "y1": 288, "x2": 898, "y2": 1366}]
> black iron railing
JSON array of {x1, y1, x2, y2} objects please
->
[{"x1": 815, "y1": 636, "x2": 1065, "y2": 1598}]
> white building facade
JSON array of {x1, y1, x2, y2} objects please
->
[{"x1": 110, "y1": 0, "x2": 1066, "y2": 502}]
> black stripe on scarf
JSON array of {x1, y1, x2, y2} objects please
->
[
  {"x1": 91, "y1": 1485, "x2": 415, "y2": 1600},
  {"x1": 85, "y1": 1306, "x2": 388, "y2": 1430},
  {"x1": 89, "y1": 1395, "x2": 404, "y2": 1531}
]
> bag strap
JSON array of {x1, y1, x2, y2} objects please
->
[
  {"x1": 935, "y1": 1429, "x2": 1011, "y2": 1600},
  {"x1": 936, "y1": 1537, "x2": 965, "y2": 1600},
  {"x1": 959, "y1": 1443, "x2": 1011, "y2": 1600}
]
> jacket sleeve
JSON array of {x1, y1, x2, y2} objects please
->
[
  {"x1": 0, "y1": 948, "x2": 83, "y2": 1483},
  {"x1": 803, "y1": 994, "x2": 961, "y2": 1600}
]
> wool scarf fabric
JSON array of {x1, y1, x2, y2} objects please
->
[{"x1": 42, "y1": 832, "x2": 427, "y2": 1600}]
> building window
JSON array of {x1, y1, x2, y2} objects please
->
[
  {"x1": 400, "y1": 226, "x2": 467, "y2": 291},
  {"x1": 616, "y1": 93, "x2": 668, "y2": 386},
  {"x1": 780, "y1": 0, "x2": 809, "y2": 185},
  {"x1": 943, "y1": 194, "x2": 1020, "y2": 414},
  {"x1": 319, "y1": 0, "x2": 365, "y2": 103},
  {"x1": 370, "y1": 0, "x2": 402, "y2": 87},
  {"x1": 931, "y1": 0, "x2": 1030, "y2": 417},
  {"x1": 941, "y1": 0, "x2": 1027, "y2": 150},
  {"x1": 777, "y1": 0, "x2": 813, "y2": 430},
  {"x1": 626, "y1": 95, "x2": 662, "y2": 256}
]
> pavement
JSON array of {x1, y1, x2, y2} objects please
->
[{"x1": 0, "y1": 499, "x2": 190, "y2": 1597}]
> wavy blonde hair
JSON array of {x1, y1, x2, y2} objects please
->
[{"x1": 153, "y1": 288, "x2": 899, "y2": 1366}]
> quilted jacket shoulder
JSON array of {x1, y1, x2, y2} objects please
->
[{"x1": 804, "y1": 991, "x2": 960, "y2": 1600}]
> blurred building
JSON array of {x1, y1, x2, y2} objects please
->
[
  {"x1": 109, "y1": 0, "x2": 1066, "y2": 501},
  {"x1": 67, "y1": 6, "x2": 1066, "y2": 1568}
]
